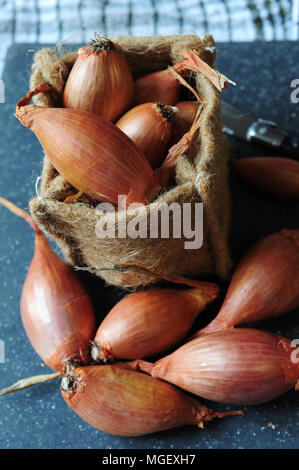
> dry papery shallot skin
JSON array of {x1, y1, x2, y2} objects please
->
[
  {"x1": 63, "y1": 35, "x2": 133, "y2": 122},
  {"x1": 91, "y1": 283, "x2": 219, "y2": 362},
  {"x1": 194, "y1": 229, "x2": 299, "y2": 337},
  {"x1": 61, "y1": 365, "x2": 242, "y2": 436},
  {"x1": 15, "y1": 90, "x2": 159, "y2": 207},
  {"x1": 139, "y1": 329, "x2": 299, "y2": 406}
]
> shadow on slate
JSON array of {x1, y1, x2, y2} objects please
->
[{"x1": 0, "y1": 42, "x2": 298, "y2": 449}]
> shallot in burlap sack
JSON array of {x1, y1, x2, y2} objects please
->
[{"x1": 29, "y1": 34, "x2": 232, "y2": 287}]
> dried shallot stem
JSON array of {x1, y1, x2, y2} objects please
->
[
  {"x1": 16, "y1": 83, "x2": 58, "y2": 109},
  {"x1": 0, "y1": 372, "x2": 62, "y2": 396},
  {"x1": 0, "y1": 197, "x2": 40, "y2": 234}
]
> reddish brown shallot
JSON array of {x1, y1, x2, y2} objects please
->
[
  {"x1": 133, "y1": 49, "x2": 234, "y2": 106},
  {"x1": 63, "y1": 35, "x2": 133, "y2": 122},
  {"x1": 233, "y1": 157, "x2": 299, "y2": 200},
  {"x1": 0, "y1": 197, "x2": 96, "y2": 372},
  {"x1": 137, "y1": 329, "x2": 299, "y2": 405},
  {"x1": 61, "y1": 364, "x2": 242, "y2": 436},
  {"x1": 132, "y1": 63, "x2": 185, "y2": 107},
  {"x1": 116, "y1": 102, "x2": 177, "y2": 169},
  {"x1": 192, "y1": 229, "x2": 299, "y2": 338},
  {"x1": 91, "y1": 283, "x2": 219, "y2": 362},
  {"x1": 15, "y1": 86, "x2": 159, "y2": 207}
]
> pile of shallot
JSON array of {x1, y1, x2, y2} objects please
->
[
  {"x1": 15, "y1": 35, "x2": 233, "y2": 207},
  {"x1": 0, "y1": 34, "x2": 298, "y2": 438}
]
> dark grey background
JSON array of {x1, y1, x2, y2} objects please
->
[{"x1": 0, "y1": 42, "x2": 298, "y2": 449}]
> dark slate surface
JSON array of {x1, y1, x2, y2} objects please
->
[{"x1": 0, "y1": 42, "x2": 298, "y2": 449}]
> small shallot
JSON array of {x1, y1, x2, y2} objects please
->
[
  {"x1": 116, "y1": 102, "x2": 177, "y2": 169},
  {"x1": 63, "y1": 35, "x2": 133, "y2": 122},
  {"x1": 233, "y1": 157, "x2": 299, "y2": 199},
  {"x1": 61, "y1": 364, "x2": 242, "y2": 436},
  {"x1": 138, "y1": 329, "x2": 299, "y2": 405},
  {"x1": 193, "y1": 229, "x2": 299, "y2": 338},
  {"x1": 0, "y1": 198, "x2": 96, "y2": 372},
  {"x1": 132, "y1": 49, "x2": 234, "y2": 106},
  {"x1": 91, "y1": 283, "x2": 219, "y2": 362},
  {"x1": 132, "y1": 63, "x2": 185, "y2": 107},
  {"x1": 15, "y1": 86, "x2": 159, "y2": 206}
]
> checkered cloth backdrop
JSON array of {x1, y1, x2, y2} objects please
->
[{"x1": 0, "y1": 0, "x2": 298, "y2": 77}]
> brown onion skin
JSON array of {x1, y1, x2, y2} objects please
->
[
  {"x1": 92, "y1": 284, "x2": 219, "y2": 361},
  {"x1": 15, "y1": 105, "x2": 159, "y2": 206},
  {"x1": 142, "y1": 329, "x2": 299, "y2": 405},
  {"x1": 132, "y1": 69, "x2": 181, "y2": 106},
  {"x1": 116, "y1": 103, "x2": 176, "y2": 169},
  {"x1": 169, "y1": 101, "x2": 199, "y2": 147},
  {"x1": 193, "y1": 229, "x2": 299, "y2": 338},
  {"x1": 233, "y1": 157, "x2": 299, "y2": 199},
  {"x1": 21, "y1": 230, "x2": 96, "y2": 371},
  {"x1": 63, "y1": 38, "x2": 133, "y2": 122},
  {"x1": 61, "y1": 365, "x2": 240, "y2": 436}
]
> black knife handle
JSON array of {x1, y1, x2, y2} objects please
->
[{"x1": 280, "y1": 136, "x2": 299, "y2": 160}]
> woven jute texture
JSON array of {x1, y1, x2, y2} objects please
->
[{"x1": 29, "y1": 34, "x2": 232, "y2": 287}]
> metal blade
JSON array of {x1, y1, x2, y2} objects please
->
[{"x1": 221, "y1": 100, "x2": 256, "y2": 141}]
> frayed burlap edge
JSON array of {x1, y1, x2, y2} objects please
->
[{"x1": 28, "y1": 34, "x2": 232, "y2": 287}]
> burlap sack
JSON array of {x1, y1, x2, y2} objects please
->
[{"x1": 29, "y1": 34, "x2": 232, "y2": 287}]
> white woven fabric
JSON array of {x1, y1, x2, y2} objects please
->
[{"x1": 0, "y1": 0, "x2": 298, "y2": 77}]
